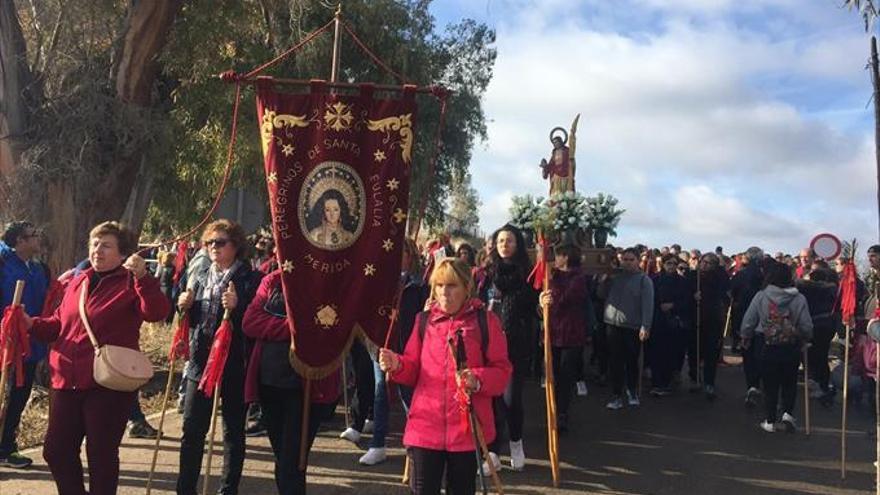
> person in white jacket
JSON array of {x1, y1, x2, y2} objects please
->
[{"x1": 741, "y1": 261, "x2": 813, "y2": 433}]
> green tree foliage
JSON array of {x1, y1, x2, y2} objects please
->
[
  {"x1": 145, "y1": 0, "x2": 495, "y2": 237},
  {"x1": 446, "y1": 169, "x2": 481, "y2": 237}
]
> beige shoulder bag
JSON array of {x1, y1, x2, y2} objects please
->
[{"x1": 79, "y1": 279, "x2": 153, "y2": 392}]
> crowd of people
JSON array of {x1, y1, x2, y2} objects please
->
[{"x1": 0, "y1": 217, "x2": 878, "y2": 494}]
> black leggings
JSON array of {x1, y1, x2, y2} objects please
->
[
  {"x1": 688, "y1": 316, "x2": 722, "y2": 387},
  {"x1": 553, "y1": 346, "x2": 583, "y2": 415},
  {"x1": 490, "y1": 356, "x2": 526, "y2": 451},
  {"x1": 260, "y1": 384, "x2": 337, "y2": 495},
  {"x1": 608, "y1": 325, "x2": 640, "y2": 396},
  {"x1": 808, "y1": 321, "x2": 835, "y2": 392},
  {"x1": 760, "y1": 341, "x2": 800, "y2": 423},
  {"x1": 408, "y1": 447, "x2": 478, "y2": 495}
]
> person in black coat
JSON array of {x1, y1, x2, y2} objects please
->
[
  {"x1": 797, "y1": 266, "x2": 839, "y2": 405},
  {"x1": 649, "y1": 254, "x2": 692, "y2": 395},
  {"x1": 175, "y1": 220, "x2": 262, "y2": 495},
  {"x1": 688, "y1": 253, "x2": 730, "y2": 400},
  {"x1": 730, "y1": 247, "x2": 764, "y2": 405},
  {"x1": 478, "y1": 224, "x2": 536, "y2": 472}
]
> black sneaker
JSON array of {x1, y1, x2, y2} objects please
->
[
  {"x1": 245, "y1": 421, "x2": 267, "y2": 437},
  {"x1": 0, "y1": 451, "x2": 33, "y2": 469},
  {"x1": 128, "y1": 420, "x2": 159, "y2": 439}
]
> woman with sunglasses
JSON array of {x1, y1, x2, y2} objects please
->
[
  {"x1": 379, "y1": 258, "x2": 512, "y2": 494},
  {"x1": 175, "y1": 219, "x2": 263, "y2": 495}
]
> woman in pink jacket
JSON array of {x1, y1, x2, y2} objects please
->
[{"x1": 379, "y1": 258, "x2": 512, "y2": 494}]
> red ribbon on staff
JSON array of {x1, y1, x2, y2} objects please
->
[
  {"x1": 170, "y1": 312, "x2": 190, "y2": 362},
  {"x1": 527, "y1": 235, "x2": 548, "y2": 291},
  {"x1": 839, "y1": 261, "x2": 858, "y2": 324},
  {"x1": 0, "y1": 306, "x2": 31, "y2": 387},
  {"x1": 173, "y1": 241, "x2": 190, "y2": 286},
  {"x1": 198, "y1": 316, "x2": 232, "y2": 397}
]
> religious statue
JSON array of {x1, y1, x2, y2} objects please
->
[{"x1": 540, "y1": 114, "x2": 579, "y2": 196}]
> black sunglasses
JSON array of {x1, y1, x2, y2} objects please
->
[{"x1": 205, "y1": 238, "x2": 230, "y2": 248}]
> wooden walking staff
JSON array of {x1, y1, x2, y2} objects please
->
[
  {"x1": 696, "y1": 267, "x2": 702, "y2": 386},
  {"x1": 0, "y1": 281, "x2": 26, "y2": 436},
  {"x1": 538, "y1": 232, "x2": 561, "y2": 487},
  {"x1": 839, "y1": 240, "x2": 858, "y2": 480},
  {"x1": 146, "y1": 298, "x2": 192, "y2": 495},
  {"x1": 200, "y1": 299, "x2": 235, "y2": 495},
  {"x1": 446, "y1": 333, "x2": 503, "y2": 495},
  {"x1": 803, "y1": 344, "x2": 811, "y2": 437}
]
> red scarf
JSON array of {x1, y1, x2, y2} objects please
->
[{"x1": 0, "y1": 306, "x2": 30, "y2": 386}]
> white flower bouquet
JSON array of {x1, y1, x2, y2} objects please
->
[
  {"x1": 509, "y1": 194, "x2": 546, "y2": 230},
  {"x1": 584, "y1": 192, "x2": 624, "y2": 237}
]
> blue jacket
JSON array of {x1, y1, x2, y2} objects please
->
[{"x1": 0, "y1": 242, "x2": 50, "y2": 363}]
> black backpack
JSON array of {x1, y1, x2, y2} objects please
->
[{"x1": 416, "y1": 308, "x2": 490, "y2": 363}]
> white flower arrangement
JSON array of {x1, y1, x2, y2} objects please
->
[
  {"x1": 546, "y1": 191, "x2": 588, "y2": 233},
  {"x1": 509, "y1": 194, "x2": 546, "y2": 230},
  {"x1": 584, "y1": 192, "x2": 625, "y2": 237}
]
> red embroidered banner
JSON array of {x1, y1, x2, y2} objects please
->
[{"x1": 256, "y1": 79, "x2": 415, "y2": 378}]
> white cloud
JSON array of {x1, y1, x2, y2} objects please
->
[{"x1": 465, "y1": 1, "x2": 877, "y2": 253}]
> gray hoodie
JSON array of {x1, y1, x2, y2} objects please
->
[
  {"x1": 740, "y1": 285, "x2": 813, "y2": 342},
  {"x1": 601, "y1": 270, "x2": 654, "y2": 330}
]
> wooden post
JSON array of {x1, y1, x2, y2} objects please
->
[
  {"x1": 842, "y1": 325, "x2": 851, "y2": 480},
  {"x1": 542, "y1": 243, "x2": 560, "y2": 487},
  {"x1": 875, "y1": 341, "x2": 879, "y2": 495},
  {"x1": 871, "y1": 36, "x2": 880, "y2": 240},
  {"x1": 0, "y1": 281, "x2": 26, "y2": 439},
  {"x1": 803, "y1": 345, "x2": 811, "y2": 437},
  {"x1": 201, "y1": 384, "x2": 222, "y2": 495},
  {"x1": 696, "y1": 269, "x2": 702, "y2": 387},
  {"x1": 145, "y1": 357, "x2": 177, "y2": 495},
  {"x1": 330, "y1": 4, "x2": 342, "y2": 84},
  {"x1": 298, "y1": 378, "x2": 312, "y2": 471}
]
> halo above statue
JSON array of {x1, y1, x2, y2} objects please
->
[{"x1": 549, "y1": 127, "x2": 568, "y2": 145}]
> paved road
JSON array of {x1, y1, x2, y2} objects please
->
[{"x1": 1, "y1": 357, "x2": 877, "y2": 494}]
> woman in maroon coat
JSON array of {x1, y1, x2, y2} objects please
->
[
  {"x1": 539, "y1": 243, "x2": 591, "y2": 432},
  {"x1": 25, "y1": 221, "x2": 171, "y2": 495}
]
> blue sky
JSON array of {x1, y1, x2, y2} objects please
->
[{"x1": 428, "y1": 0, "x2": 878, "y2": 254}]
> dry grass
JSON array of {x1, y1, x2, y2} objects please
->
[{"x1": 16, "y1": 321, "x2": 179, "y2": 450}]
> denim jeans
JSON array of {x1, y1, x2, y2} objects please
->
[{"x1": 370, "y1": 360, "x2": 389, "y2": 448}]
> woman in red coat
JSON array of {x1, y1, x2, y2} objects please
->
[
  {"x1": 379, "y1": 258, "x2": 512, "y2": 494},
  {"x1": 25, "y1": 221, "x2": 171, "y2": 495}
]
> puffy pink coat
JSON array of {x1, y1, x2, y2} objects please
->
[{"x1": 390, "y1": 298, "x2": 512, "y2": 452}]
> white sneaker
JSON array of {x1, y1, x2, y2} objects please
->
[
  {"x1": 339, "y1": 427, "x2": 361, "y2": 444},
  {"x1": 509, "y1": 440, "x2": 525, "y2": 471},
  {"x1": 759, "y1": 421, "x2": 775, "y2": 433},
  {"x1": 781, "y1": 413, "x2": 797, "y2": 433},
  {"x1": 626, "y1": 389, "x2": 640, "y2": 407},
  {"x1": 358, "y1": 447, "x2": 387, "y2": 465},
  {"x1": 606, "y1": 396, "x2": 624, "y2": 410},
  {"x1": 480, "y1": 451, "x2": 501, "y2": 476},
  {"x1": 576, "y1": 381, "x2": 588, "y2": 397},
  {"x1": 363, "y1": 419, "x2": 375, "y2": 433}
]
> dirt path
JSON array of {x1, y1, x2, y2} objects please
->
[{"x1": 1, "y1": 359, "x2": 877, "y2": 494}]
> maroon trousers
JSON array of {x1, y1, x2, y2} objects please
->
[{"x1": 43, "y1": 387, "x2": 136, "y2": 495}]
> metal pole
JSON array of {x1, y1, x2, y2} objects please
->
[
  {"x1": 872, "y1": 36, "x2": 880, "y2": 241},
  {"x1": 330, "y1": 4, "x2": 342, "y2": 84}
]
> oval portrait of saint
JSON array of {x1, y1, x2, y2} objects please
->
[{"x1": 298, "y1": 161, "x2": 366, "y2": 251}]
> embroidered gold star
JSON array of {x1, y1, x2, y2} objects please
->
[
  {"x1": 382, "y1": 239, "x2": 394, "y2": 252},
  {"x1": 386, "y1": 178, "x2": 399, "y2": 191},
  {"x1": 374, "y1": 150, "x2": 386, "y2": 162},
  {"x1": 392, "y1": 208, "x2": 407, "y2": 224},
  {"x1": 282, "y1": 260, "x2": 294, "y2": 273},
  {"x1": 364, "y1": 264, "x2": 377, "y2": 276},
  {"x1": 267, "y1": 172, "x2": 278, "y2": 184},
  {"x1": 281, "y1": 143, "x2": 294, "y2": 156}
]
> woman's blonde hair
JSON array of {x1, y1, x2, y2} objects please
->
[{"x1": 429, "y1": 257, "x2": 474, "y2": 298}]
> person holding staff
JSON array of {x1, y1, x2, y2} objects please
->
[
  {"x1": 379, "y1": 258, "x2": 512, "y2": 494},
  {"x1": 176, "y1": 219, "x2": 262, "y2": 495},
  {"x1": 24, "y1": 221, "x2": 170, "y2": 495}
]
